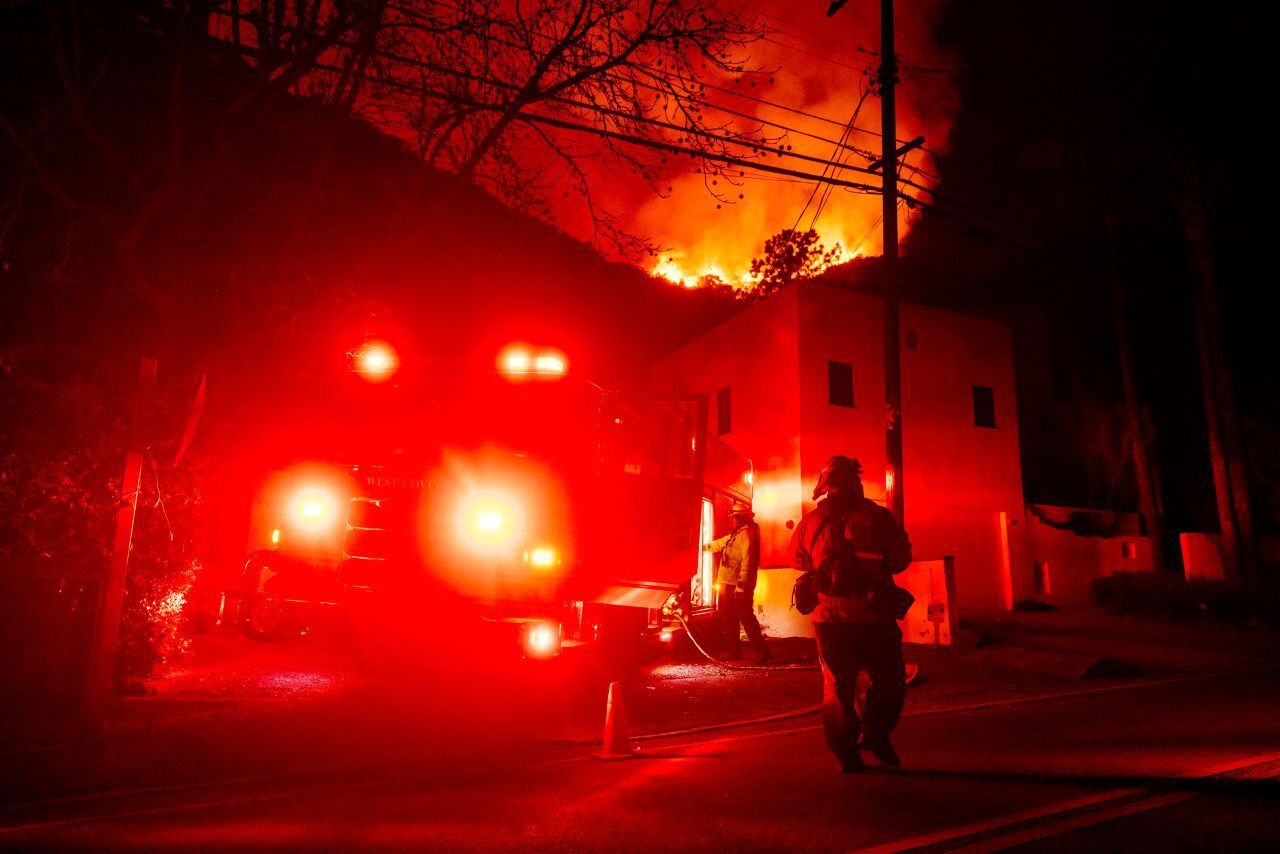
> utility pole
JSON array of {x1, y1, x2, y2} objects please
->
[
  {"x1": 82, "y1": 357, "x2": 157, "y2": 744},
  {"x1": 828, "y1": 0, "x2": 903, "y2": 521},
  {"x1": 878, "y1": 0, "x2": 904, "y2": 522}
]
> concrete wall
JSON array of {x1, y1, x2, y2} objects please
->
[
  {"x1": 1181, "y1": 533, "x2": 1226, "y2": 580},
  {"x1": 1025, "y1": 505, "x2": 1153, "y2": 603},
  {"x1": 1180, "y1": 533, "x2": 1280, "y2": 580}
]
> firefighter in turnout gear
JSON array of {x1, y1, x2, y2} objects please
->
[
  {"x1": 704, "y1": 502, "x2": 771, "y2": 663},
  {"x1": 791, "y1": 456, "x2": 912, "y2": 772}
]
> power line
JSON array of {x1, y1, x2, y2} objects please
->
[
  {"x1": 794, "y1": 80, "x2": 871, "y2": 233},
  {"x1": 383, "y1": 1, "x2": 906, "y2": 145},
  {"x1": 809, "y1": 81, "x2": 873, "y2": 231},
  {"x1": 278, "y1": 49, "x2": 894, "y2": 197},
  {"x1": 212, "y1": 8, "x2": 898, "y2": 183},
  {"x1": 740, "y1": 1, "x2": 862, "y2": 55},
  {"x1": 760, "y1": 34, "x2": 870, "y2": 74},
  {"x1": 212, "y1": 8, "x2": 1034, "y2": 238},
  {"x1": 360, "y1": 3, "x2": 897, "y2": 158}
]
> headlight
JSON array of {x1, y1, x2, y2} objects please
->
[
  {"x1": 457, "y1": 491, "x2": 523, "y2": 552},
  {"x1": 348, "y1": 339, "x2": 399, "y2": 381},
  {"x1": 525, "y1": 547, "x2": 559, "y2": 569},
  {"x1": 289, "y1": 487, "x2": 339, "y2": 532},
  {"x1": 522, "y1": 621, "x2": 561, "y2": 659}
]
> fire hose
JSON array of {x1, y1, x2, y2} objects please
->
[
  {"x1": 668, "y1": 611, "x2": 920, "y2": 682},
  {"x1": 670, "y1": 611, "x2": 818, "y2": 672}
]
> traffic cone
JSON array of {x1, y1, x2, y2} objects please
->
[{"x1": 593, "y1": 681, "x2": 638, "y2": 760}]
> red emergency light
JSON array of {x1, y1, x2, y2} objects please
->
[
  {"x1": 522, "y1": 621, "x2": 561, "y2": 659},
  {"x1": 289, "y1": 487, "x2": 339, "y2": 532},
  {"x1": 534, "y1": 354, "x2": 566, "y2": 374},
  {"x1": 349, "y1": 339, "x2": 399, "y2": 381},
  {"x1": 457, "y1": 491, "x2": 523, "y2": 552},
  {"x1": 503, "y1": 349, "x2": 532, "y2": 373},
  {"x1": 526, "y1": 547, "x2": 558, "y2": 568},
  {"x1": 497, "y1": 344, "x2": 567, "y2": 380}
]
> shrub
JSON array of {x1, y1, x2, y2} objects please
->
[
  {"x1": 1090, "y1": 571, "x2": 1280, "y2": 628},
  {"x1": 1, "y1": 356, "x2": 207, "y2": 695}
]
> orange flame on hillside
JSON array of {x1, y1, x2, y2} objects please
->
[
  {"x1": 650, "y1": 239, "x2": 868, "y2": 292},
  {"x1": 628, "y1": 1, "x2": 958, "y2": 290}
]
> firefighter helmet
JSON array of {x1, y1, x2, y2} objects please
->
[
  {"x1": 729, "y1": 501, "x2": 754, "y2": 518},
  {"x1": 813, "y1": 455, "x2": 864, "y2": 500}
]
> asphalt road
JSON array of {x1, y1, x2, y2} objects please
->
[{"x1": 3, "y1": 668, "x2": 1279, "y2": 851}]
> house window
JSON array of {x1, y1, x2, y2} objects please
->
[
  {"x1": 973, "y1": 385, "x2": 997, "y2": 428},
  {"x1": 827, "y1": 360, "x2": 855, "y2": 408},
  {"x1": 716, "y1": 386, "x2": 732, "y2": 436}
]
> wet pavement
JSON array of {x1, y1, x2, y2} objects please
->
[{"x1": 6, "y1": 606, "x2": 1280, "y2": 810}]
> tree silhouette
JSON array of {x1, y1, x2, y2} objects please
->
[
  {"x1": 206, "y1": 0, "x2": 769, "y2": 256},
  {"x1": 748, "y1": 229, "x2": 842, "y2": 296}
]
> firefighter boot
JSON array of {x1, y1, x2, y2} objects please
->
[
  {"x1": 860, "y1": 735, "x2": 901, "y2": 768},
  {"x1": 839, "y1": 750, "x2": 865, "y2": 773}
]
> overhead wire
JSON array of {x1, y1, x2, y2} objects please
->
[
  {"x1": 808, "y1": 80, "x2": 872, "y2": 231},
  {"x1": 212, "y1": 7, "x2": 899, "y2": 185},
  {"x1": 213, "y1": 5, "x2": 1034, "y2": 250},
  {"x1": 793, "y1": 77, "x2": 871, "y2": 233},
  {"x1": 383, "y1": 0, "x2": 908, "y2": 144},
  {"x1": 370, "y1": 2, "x2": 893, "y2": 160},
  {"x1": 254, "y1": 46, "x2": 896, "y2": 196},
  {"x1": 759, "y1": 34, "x2": 869, "y2": 74}
]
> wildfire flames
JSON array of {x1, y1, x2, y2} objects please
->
[
  {"x1": 650, "y1": 241, "x2": 865, "y2": 291},
  {"x1": 631, "y1": 2, "x2": 958, "y2": 290}
]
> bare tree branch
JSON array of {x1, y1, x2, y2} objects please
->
[{"x1": 205, "y1": 0, "x2": 767, "y2": 257}]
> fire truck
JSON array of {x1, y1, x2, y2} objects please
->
[{"x1": 230, "y1": 341, "x2": 711, "y2": 666}]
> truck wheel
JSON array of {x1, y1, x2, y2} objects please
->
[{"x1": 240, "y1": 594, "x2": 294, "y2": 641}]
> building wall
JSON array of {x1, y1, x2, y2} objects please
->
[
  {"x1": 794, "y1": 283, "x2": 1025, "y2": 610},
  {"x1": 902, "y1": 300, "x2": 1027, "y2": 608},
  {"x1": 651, "y1": 287, "x2": 802, "y2": 566},
  {"x1": 796, "y1": 284, "x2": 889, "y2": 505},
  {"x1": 655, "y1": 282, "x2": 1027, "y2": 611}
]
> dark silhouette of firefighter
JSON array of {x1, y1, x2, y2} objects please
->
[
  {"x1": 792, "y1": 456, "x2": 912, "y2": 772},
  {"x1": 704, "y1": 502, "x2": 772, "y2": 663}
]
